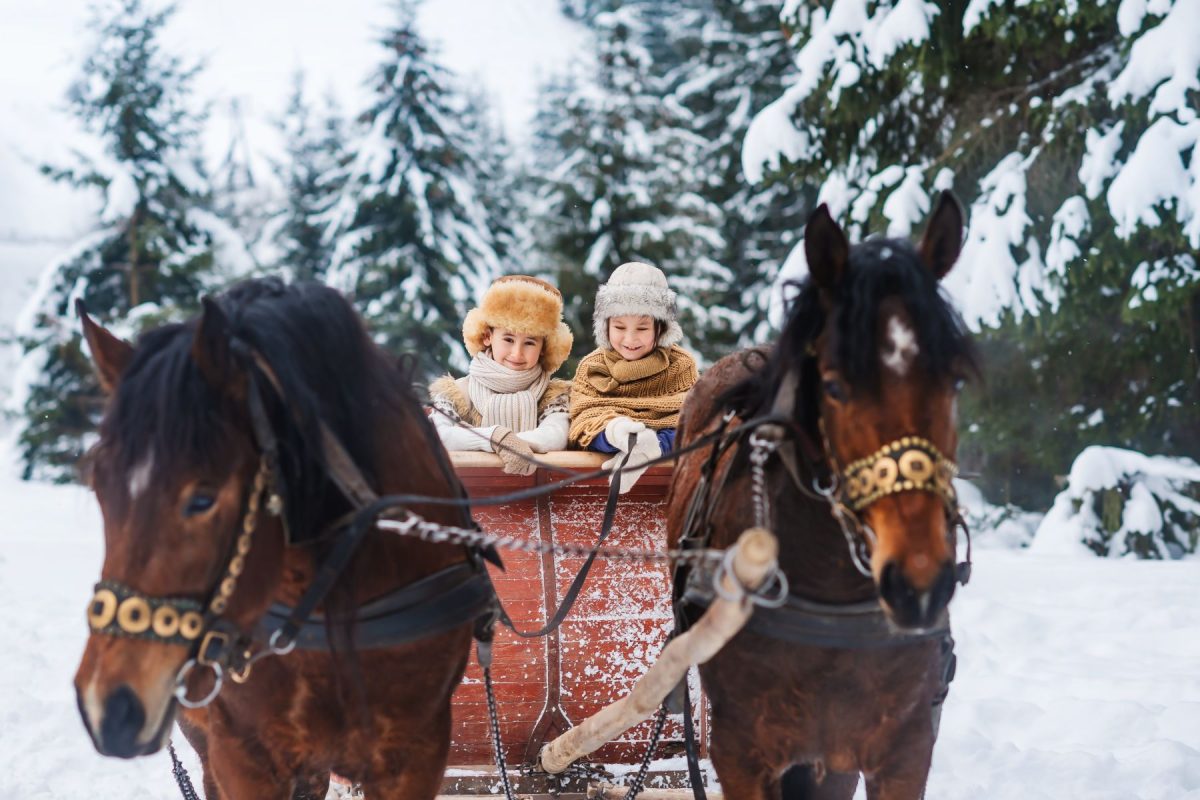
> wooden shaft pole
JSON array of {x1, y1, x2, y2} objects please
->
[
  {"x1": 539, "y1": 527, "x2": 778, "y2": 775},
  {"x1": 587, "y1": 784, "x2": 726, "y2": 798}
]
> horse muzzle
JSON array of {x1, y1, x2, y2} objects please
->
[
  {"x1": 878, "y1": 558, "x2": 956, "y2": 629},
  {"x1": 75, "y1": 636, "x2": 184, "y2": 759}
]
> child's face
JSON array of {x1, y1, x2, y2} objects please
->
[
  {"x1": 483, "y1": 328, "x2": 544, "y2": 371},
  {"x1": 608, "y1": 315, "x2": 657, "y2": 361}
]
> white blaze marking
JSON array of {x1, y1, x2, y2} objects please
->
[
  {"x1": 84, "y1": 675, "x2": 104, "y2": 738},
  {"x1": 882, "y1": 316, "x2": 919, "y2": 375},
  {"x1": 128, "y1": 454, "x2": 154, "y2": 498}
]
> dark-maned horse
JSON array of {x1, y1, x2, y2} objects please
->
[
  {"x1": 73, "y1": 279, "x2": 490, "y2": 798},
  {"x1": 667, "y1": 192, "x2": 974, "y2": 799}
]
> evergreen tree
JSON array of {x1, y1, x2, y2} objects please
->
[
  {"x1": 528, "y1": 5, "x2": 722, "y2": 368},
  {"x1": 749, "y1": 1, "x2": 1200, "y2": 507},
  {"x1": 327, "y1": 4, "x2": 506, "y2": 376},
  {"x1": 460, "y1": 89, "x2": 524, "y2": 276},
  {"x1": 214, "y1": 98, "x2": 272, "y2": 254},
  {"x1": 669, "y1": 0, "x2": 814, "y2": 351},
  {"x1": 14, "y1": 0, "x2": 243, "y2": 481},
  {"x1": 265, "y1": 74, "x2": 346, "y2": 282}
]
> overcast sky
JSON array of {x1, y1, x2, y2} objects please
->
[{"x1": 0, "y1": 0, "x2": 590, "y2": 239}]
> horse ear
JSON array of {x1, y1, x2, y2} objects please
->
[
  {"x1": 919, "y1": 191, "x2": 964, "y2": 280},
  {"x1": 804, "y1": 204, "x2": 849, "y2": 291},
  {"x1": 77, "y1": 299, "x2": 133, "y2": 394},
  {"x1": 191, "y1": 296, "x2": 233, "y2": 388}
]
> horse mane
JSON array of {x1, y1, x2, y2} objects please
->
[
  {"x1": 721, "y1": 237, "x2": 977, "y2": 424},
  {"x1": 103, "y1": 278, "x2": 420, "y2": 545}
]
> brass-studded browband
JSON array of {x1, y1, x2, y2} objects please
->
[
  {"x1": 841, "y1": 436, "x2": 957, "y2": 512},
  {"x1": 87, "y1": 580, "x2": 205, "y2": 646}
]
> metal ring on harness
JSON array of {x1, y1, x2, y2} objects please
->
[
  {"x1": 711, "y1": 546, "x2": 789, "y2": 608},
  {"x1": 749, "y1": 566, "x2": 790, "y2": 608},
  {"x1": 174, "y1": 658, "x2": 224, "y2": 709},
  {"x1": 268, "y1": 628, "x2": 297, "y2": 656}
]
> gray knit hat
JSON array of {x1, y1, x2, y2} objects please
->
[{"x1": 592, "y1": 261, "x2": 683, "y2": 349}]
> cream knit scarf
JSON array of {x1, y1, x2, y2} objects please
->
[{"x1": 467, "y1": 352, "x2": 551, "y2": 432}]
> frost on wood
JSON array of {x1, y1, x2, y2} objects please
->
[{"x1": 1031, "y1": 446, "x2": 1200, "y2": 559}]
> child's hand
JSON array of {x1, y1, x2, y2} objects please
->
[
  {"x1": 516, "y1": 433, "x2": 550, "y2": 453},
  {"x1": 490, "y1": 426, "x2": 538, "y2": 476},
  {"x1": 605, "y1": 416, "x2": 646, "y2": 448},
  {"x1": 604, "y1": 429, "x2": 662, "y2": 494}
]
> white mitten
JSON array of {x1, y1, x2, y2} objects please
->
[
  {"x1": 605, "y1": 416, "x2": 646, "y2": 449},
  {"x1": 604, "y1": 428, "x2": 662, "y2": 494},
  {"x1": 515, "y1": 432, "x2": 550, "y2": 453}
]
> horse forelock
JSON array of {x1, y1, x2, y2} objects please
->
[
  {"x1": 99, "y1": 323, "x2": 236, "y2": 500},
  {"x1": 97, "y1": 279, "x2": 421, "y2": 546},
  {"x1": 718, "y1": 236, "x2": 975, "y2": 425}
]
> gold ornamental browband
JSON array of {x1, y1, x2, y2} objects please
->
[
  {"x1": 87, "y1": 580, "x2": 205, "y2": 646},
  {"x1": 842, "y1": 436, "x2": 957, "y2": 512}
]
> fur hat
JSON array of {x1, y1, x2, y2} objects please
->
[
  {"x1": 463, "y1": 275, "x2": 574, "y2": 373},
  {"x1": 593, "y1": 262, "x2": 683, "y2": 349}
]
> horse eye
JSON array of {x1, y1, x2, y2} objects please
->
[
  {"x1": 183, "y1": 493, "x2": 217, "y2": 518},
  {"x1": 952, "y1": 376, "x2": 966, "y2": 393},
  {"x1": 823, "y1": 378, "x2": 847, "y2": 402}
]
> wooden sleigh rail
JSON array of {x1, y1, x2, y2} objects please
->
[
  {"x1": 539, "y1": 527, "x2": 778, "y2": 777},
  {"x1": 448, "y1": 450, "x2": 673, "y2": 471}
]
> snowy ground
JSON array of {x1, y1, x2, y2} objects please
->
[{"x1": 0, "y1": 454, "x2": 1196, "y2": 799}]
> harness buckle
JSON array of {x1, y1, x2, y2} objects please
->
[{"x1": 197, "y1": 629, "x2": 229, "y2": 666}]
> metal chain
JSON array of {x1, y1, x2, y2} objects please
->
[
  {"x1": 747, "y1": 432, "x2": 778, "y2": 530},
  {"x1": 375, "y1": 513, "x2": 724, "y2": 569},
  {"x1": 483, "y1": 666, "x2": 519, "y2": 800},
  {"x1": 169, "y1": 740, "x2": 202, "y2": 800},
  {"x1": 621, "y1": 703, "x2": 670, "y2": 800}
]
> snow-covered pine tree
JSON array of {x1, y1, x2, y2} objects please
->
[
  {"x1": 528, "y1": 3, "x2": 722, "y2": 367},
  {"x1": 213, "y1": 98, "x2": 272, "y2": 255},
  {"x1": 264, "y1": 74, "x2": 347, "y2": 282},
  {"x1": 13, "y1": 0, "x2": 247, "y2": 481},
  {"x1": 746, "y1": 0, "x2": 1200, "y2": 507},
  {"x1": 668, "y1": 0, "x2": 813, "y2": 351},
  {"x1": 326, "y1": 4, "x2": 505, "y2": 376},
  {"x1": 460, "y1": 89, "x2": 524, "y2": 277}
]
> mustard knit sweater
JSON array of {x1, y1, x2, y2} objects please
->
[{"x1": 569, "y1": 346, "x2": 699, "y2": 448}]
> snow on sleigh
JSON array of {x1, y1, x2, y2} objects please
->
[{"x1": 440, "y1": 450, "x2": 715, "y2": 797}]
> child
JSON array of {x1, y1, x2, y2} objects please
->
[
  {"x1": 570, "y1": 262, "x2": 698, "y2": 492},
  {"x1": 430, "y1": 275, "x2": 574, "y2": 476}
]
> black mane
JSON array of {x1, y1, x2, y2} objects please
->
[
  {"x1": 101, "y1": 277, "x2": 419, "y2": 544},
  {"x1": 723, "y1": 237, "x2": 977, "y2": 421}
]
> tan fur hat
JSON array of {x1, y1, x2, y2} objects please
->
[{"x1": 462, "y1": 275, "x2": 574, "y2": 373}]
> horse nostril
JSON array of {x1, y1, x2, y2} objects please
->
[
  {"x1": 929, "y1": 562, "x2": 957, "y2": 615},
  {"x1": 99, "y1": 684, "x2": 145, "y2": 758},
  {"x1": 880, "y1": 561, "x2": 916, "y2": 607}
]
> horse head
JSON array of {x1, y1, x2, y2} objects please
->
[
  {"x1": 72, "y1": 295, "x2": 291, "y2": 758},
  {"x1": 791, "y1": 191, "x2": 974, "y2": 628}
]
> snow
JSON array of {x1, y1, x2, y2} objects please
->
[
  {"x1": 1, "y1": 444, "x2": 1197, "y2": 798},
  {"x1": 1109, "y1": 0, "x2": 1200, "y2": 118},
  {"x1": 747, "y1": 0, "x2": 1200, "y2": 328},
  {"x1": 1106, "y1": 117, "x2": 1200, "y2": 239},
  {"x1": 942, "y1": 152, "x2": 1040, "y2": 330},
  {"x1": 1032, "y1": 446, "x2": 1200, "y2": 559}
]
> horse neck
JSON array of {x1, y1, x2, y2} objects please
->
[{"x1": 356, "y1": 400, "x2": 470, "y2": 599}]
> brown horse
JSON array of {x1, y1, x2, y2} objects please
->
[
  {"x1": 667, "y1": 192, "x2": 974, "y2": 799},
  {"x1": 73, "y1": 278, "x2": 493, "y2": 798}
]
